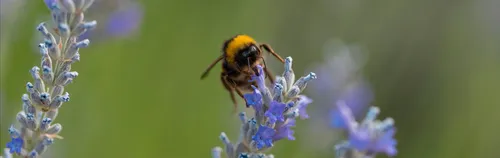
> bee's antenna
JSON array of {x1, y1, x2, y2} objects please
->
[{"x1": 201, "y1": 55, "x2": 224, "y2": 79}]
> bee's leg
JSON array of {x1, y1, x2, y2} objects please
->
[
  {"x1": 234, "y1": 87, "x2": 245, "y2": 99},
  {"x1": 234, "y1": 86, "x2": 251, "y2": 108},
  {"x1": 228, "y1": 89, "x2": 238, "y2": 111},
  {"x1": 259, "y1": 57, "x2": 276, "y2": 84},
  {"x1": 221, "y1": 75, "x2": 238, "y2": 112},
  {"x1": 260, "y1": 44, "x2": 285, "y2": 63}
]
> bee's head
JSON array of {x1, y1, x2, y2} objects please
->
[
  {"x1": 223, "y1": 34, "x2": 258, "y2": 64},
  {"x1": 232, "y1": 44, "x2": 260, "y2": 67},
  {"x1": 242, "y1": 45, "x2": 259, "y2": 58}
]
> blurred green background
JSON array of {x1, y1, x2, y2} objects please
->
[{"x1": 2, "y1": 0, "x2": 500, "y2": 158}]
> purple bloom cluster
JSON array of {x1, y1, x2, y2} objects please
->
[
  {"x1": 335, "y1": 101, "x2": 397, "y2": 157},
  {"x1": 3, "y1": 0, "x2": 96, "y2": 157},
  {"x1": 212, "y1": 57, "x2": 317, "y2": 158}
]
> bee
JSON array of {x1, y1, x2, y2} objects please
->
[{"x1": 201, "y1": 34, "x2": 285, "y2": 109}]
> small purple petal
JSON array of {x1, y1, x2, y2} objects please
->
[
  {"x1": 273, "y1": 119, "x2": 296, "y2": 141},
  {"x1": 336, "y1": 101, "x2": 357, "y2": 131},
  {"x1": 348, "y1": 127, "x2": 397, "y2": 156},
  {"x1": 375, "y1": 128, "x2": 398, "y2": 156},
  {"x1": 265, "y1": 101, "x2": 286, "y2": 124},
  {"x1": 252, "y1": 125, "x2": 275, "y2": 149},
  {"x1": 297, "y1": 95, "x2": 313, "y2": 119},
  {"x1": 243, "y1": 85, "x2": 263, "y2": 109},
  {"x1": 6, "y1": 136, "x2": 23, "y2": 154},
  {"x1": 348, "y1": 128, "x2": 371, "y2": 151}
]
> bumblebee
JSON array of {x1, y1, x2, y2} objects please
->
[{"x1": 201, "y1": 34, "x2": 285, "y2": 109}]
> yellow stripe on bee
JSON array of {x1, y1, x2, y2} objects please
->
[{"x1": 225, "y1": 35, "x2": 257, "y2": 63}]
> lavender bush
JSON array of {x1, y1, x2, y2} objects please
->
[
  {"x1": 212, "y1": 57, "x2": 317, "y2": 158},
  {"x1": 3, "y1": 0, "x2": 96, "y2": 157}
]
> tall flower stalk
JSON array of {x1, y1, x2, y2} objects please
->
[
  {"x1": 212, "y1": 57, "x2": 317, "y2": 158},
  {"x1": 3, "y1": 0, "x2": 96, "y2": 157}
]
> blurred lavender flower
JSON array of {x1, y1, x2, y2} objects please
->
[
  {"x1": 212, "y1": 57, "x2": 317, "y2": 158},
  {"x1": 2, "y1": 0, "x2": 97, "y2": 157},
  {"x1": 301, "y1": 39, "x2": 373, "y2": 151},
  {"x1": 335, "y1": 101, "x2": 397, "y2": 158},
  {"x1": 79, "y1": 0, "x2": 143, "y2": 41},
  {"x1": 310, "y1": 39, "x2": 373, "y2": 128}
]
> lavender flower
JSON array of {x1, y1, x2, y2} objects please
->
[
  {"x1": 2, "y1": 0, "x2": 97, "y2": 157},
  {"x1": 79, "y1": 0, "x2": 143, "y2": 41},
  {"x1": 212, "y1": 57, "x2": 317, "y2": 158},
  {"x1": 335, "y1": 101, "x2": 397, "y2": 158}
]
